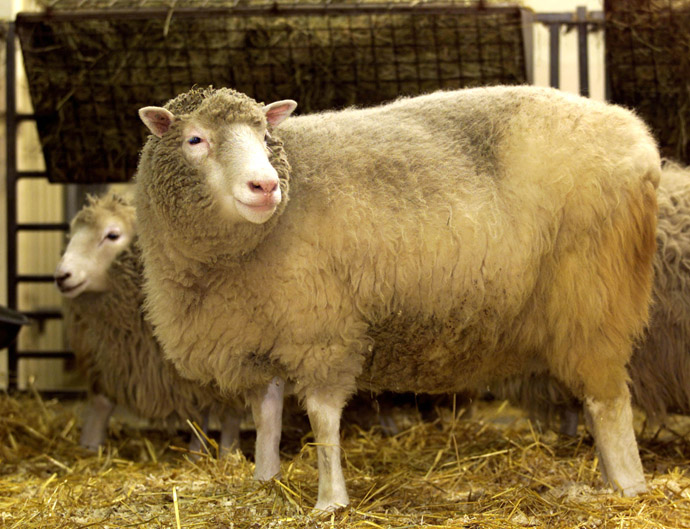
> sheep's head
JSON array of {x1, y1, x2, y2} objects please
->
[
  {"x1": 54, "y1": 192, "x2": 136, "y2": 298},
  {"x1": 137, "y1": 88, "x2": 296, "y2": 247}
]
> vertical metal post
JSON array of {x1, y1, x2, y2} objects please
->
[
  {"x1": 577, "y1": 6, "x2": 590, "y2": 97},
  {"x1": 5, "y1": 22, "x2": 18, "y2": 391},
  {"x1": 549, "y1": 23, "x2": 560, "y2": 88},
  {"x1": 520, "y1": 8, "x2": 535, "y2": 86}
]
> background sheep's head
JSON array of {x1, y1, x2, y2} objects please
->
[{"x1": 54, "y1": 192, "x2": 136, "y2": 298}]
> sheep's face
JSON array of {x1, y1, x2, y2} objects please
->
[
  {"x1": 182, "y1": 119, "x2": 281, "y2": 225},
  {"x1": 54, "y1": 199, "x2": 135, "y2": 298},
  {"x1": 139, "y1": 94, "x2": 296, "y2": 226}
]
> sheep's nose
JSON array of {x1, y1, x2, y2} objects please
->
[
  {"x1": 54, "y1": 271, "x2": 71, "y2": 287},
  {"x1": 248, "y1": 180, "x2": 278, "y2": 195}
]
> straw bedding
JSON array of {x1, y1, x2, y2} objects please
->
[{"x1": 1, "y1": 391, "x2": 689, "y2": 528}]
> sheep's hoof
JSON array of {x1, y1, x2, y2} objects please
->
[
  {"x1": 80, "y1": 441, "x2": 102, "y2": 453},
  {"x1": 312, "y1": 500, "x2": 348, "y2": 514},
  {"x1": 621, "y1": 481, "x2": 647, "y2": 497},
  {"x1": 253, "y1": 471, "x2": 281, "y2": 482}
]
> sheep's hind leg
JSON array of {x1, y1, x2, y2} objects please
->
[
  {"x1": 306, "y1": 388, "x2": 350, "y2": 511},
  {"x1": 219, "y1": 408, "x2": 242, "y2": 457},
  {"x1": 559, "y1": 407, "x2": 580, "y2": 437},
  {"x1": 80, "y1": 393, "x2": 115, "y2": 451},
  {"x1": 583, "y1": 386, "x2": 646, "y2": 497},
  {"x1": 249, "y1": 377, "x2": 285, "y2": 481}
]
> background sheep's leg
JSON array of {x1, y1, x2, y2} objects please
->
[
  {"x1": 583, "y1": 388, "x2": 646, "y2": 496},
  {"x1": 559, "y1": 407, "x2": 580, "y2": 437},
  {"x1": 188, "y1": 413, "x2": 210, "y2": 455},
  {"x1": 378, "y1": 409, "x2": 400, "y2": 437},
  {"x1": 306, "y1": 388, "x2": 349, "y2": 511},
  {"x1": 219, "y1": 409, "x2": 242, "y2": 457},
  {"x1": 249, "y1": 377, "x2": 284, "y2": 481},
  {"x1": 80, "y1": 393, "x2": 115, "y2": 451}
]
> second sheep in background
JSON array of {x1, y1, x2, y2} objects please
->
[{"x1": 54, "y1": 192, "x2": 245, "y2": 455}]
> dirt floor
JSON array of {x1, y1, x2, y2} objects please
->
[{"x1": 0, "y1": 391, "x2": 689, "y2": 528}]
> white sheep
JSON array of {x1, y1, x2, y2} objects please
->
[
  {"x1": 134, "y1": 85, "x2": 660, "y2": 509},
  {"x1": 55, "y1": 192, "x2": 244, "y2": 455},
  {"x1": 496, "y1": 160, "x2": 690, "y2": 434}
]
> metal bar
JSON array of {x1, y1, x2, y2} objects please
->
[
  {"x1": 16, "y1": 351, "x2": 74, "y2": 360},
  {"x1": 549, "y1": 23, "x2": 560, "y2": 89},
  {"x1": 14, "y1": 388, "x2": 86, "y2": 399},
  {"x1": 17, "y1": 171, "x2": 48, "y2": 179},
  {"x1": 21, "y1": 310, "x2": 63, "y2": 320},
  {"x1": 535, "y1": 11, "x2": 604, "y2": 23},
  {"x1": 16, "y1": 274, "x2": 58, "y2": 283},
  {"x1": 6, "y1": 22, "x2": 19, "y2": 392},
  {"x1": 17, "y1": 223, "x2": 69, "y2": 231},
  {"x1": 577, "y1": 6, "x2": 590, "y2": 97},
  {"x1": 15, "y1": 5, "x2": 524, "y2": 22}
]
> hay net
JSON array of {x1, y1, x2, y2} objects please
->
[
  {"x1": 16, "y1": 0, "x2": 528, "y2": 183},
  {"x1": 606, "y1": 0, "x2": 690, "y2": 165}
]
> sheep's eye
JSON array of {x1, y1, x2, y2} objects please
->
[
  {"x1": 106, "y1": 232, "x2": 120, "y2": 241},
  {"x1": 188, "y1": 136, "x2": 203, "y2": 145}
]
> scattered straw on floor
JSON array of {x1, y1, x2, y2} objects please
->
[{"x1": 1, "y1": 392, "x2": 689, "y2": 528}]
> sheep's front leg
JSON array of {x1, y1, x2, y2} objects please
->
[
  {"x1": 583, "y1": 386, "x2": 646, "y2": 496},
  {"x1": 306, "y1": 388, "x2": 350, "y2": 511},
  {"x1": 80, "y1": 393, "x2": 115, "y2": 451},
  {"x1": 249, "y1": 377, "x2": 284, "y2": 481}
]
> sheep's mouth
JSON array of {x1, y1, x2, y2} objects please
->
[
  {"x1": 234, "y1": 198, "x2": 279, "y2": 222},
  {"x1": 57, "y1": 280, "x2": 86, "y2": 297},
  {"x1": 237, "y1": 201, "x2": 277, "y2": 213}
]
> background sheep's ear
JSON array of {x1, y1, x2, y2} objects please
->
[
  {"x1": 139, "y1": 106, "x2": 175, "y2": 138},
  {"x1": 264, "y1": 100, "x2": 297, "y2": 127}
]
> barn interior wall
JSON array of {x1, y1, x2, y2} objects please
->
[{"x1": 0, "y1": 0, "x2": 605, "y2": 390}]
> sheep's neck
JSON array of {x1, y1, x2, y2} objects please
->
[{"x1": 154, "y1": 235, "x2": 243, "y2": 288}]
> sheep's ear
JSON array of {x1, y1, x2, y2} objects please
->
[
  {"x1": 264, "y1": 100, "x2": 297, "y2": 127},
  {"x1": 139, "y1": 106, "x2": 175, "y2": 138}
]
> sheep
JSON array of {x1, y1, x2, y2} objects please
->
[
  {"x1": 495, "y1": 160, "x2": 690, "y2": 435},
  {"x1": 134, "y1": 85, "x2": 660, "y2": 510},
  {"x1": 54, "y1": 191, "x2": 244, "y2": 455}
]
